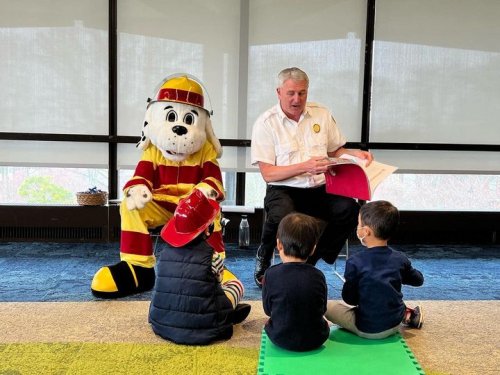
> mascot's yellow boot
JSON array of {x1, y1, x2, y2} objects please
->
[{"x1": 91, "y1": 257, "x2": 155, "y2": 299}]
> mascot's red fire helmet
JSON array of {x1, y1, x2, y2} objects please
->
[
  {"x1": 161, "y1": 189, "x2": 220, "y2": 247},
  {"x1": 148, "y1": 73, "x2": 213, "y2": 115}
]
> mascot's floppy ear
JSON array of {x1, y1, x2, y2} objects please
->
[
  {"x1": 205, "y1": 116, "x2": 222, "y2": 158},
  {"x1": 136, "y1": 106, "x2": 152, "y2": 151}
]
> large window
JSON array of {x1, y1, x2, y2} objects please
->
[
  {"x1": 373, "y1": 173, "x2": 499, "y2": 211},
  {"x1": 0, "y1": 165, "x2": 107, "y2": 205},
  {"x1": 0, "y1": 0, "x2": 498, "y2": 213},
  {"x1": 0, "y1": 140, "x2": 109, "y2": 205},
  {"x1": 367, "y1": 0, "x2": 500, "y2": 212},
  {"x1": 0, "y1": 0, "x2": 108, "y2": 137},
  {"x1": 0, "y1": 0, "x2": 108, "y2": 204},
  {"x1": 371, "y1": 0, "x2": 500, "y2": 170},
  {"x1": 243, "y1": 172, "x2": 500, "y2": 211}
]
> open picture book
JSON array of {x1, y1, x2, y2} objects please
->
[{"x1": 325, "y1": 154, "x2": 398, "y2": 201}]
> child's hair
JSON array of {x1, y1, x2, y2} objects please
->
[
  {"x1": 359, "y1": 200, "x2": 399, "y2": 240},
  {"x1": 276, "y1": 212, "x2": 320, "y2": 260},
  {"x1": 189, "y1": 223, "x2": 215, "y2": 246}
]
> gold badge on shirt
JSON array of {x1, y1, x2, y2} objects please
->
[{"x1": 313, "y1": 123, "x2": 321, "y2": 133}]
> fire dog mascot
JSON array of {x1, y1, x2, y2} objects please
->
[{"x1": 91, "y1": 73, "x2": 228, "y2": 298}]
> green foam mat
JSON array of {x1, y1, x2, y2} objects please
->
[{"x1": 257, "y1": 327, "x2": 425, "y2": 375}]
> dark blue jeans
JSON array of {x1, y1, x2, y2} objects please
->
[{"x1": 257, "y1": 184, "x2": 359, "y2": 265}]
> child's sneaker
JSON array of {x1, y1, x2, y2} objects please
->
[
  {"x1": 229, "y1": 303, "x2": 251, "y2": 325},
  {"x1": 404, "y1": 306, "x2": 424, "y2": 329}
]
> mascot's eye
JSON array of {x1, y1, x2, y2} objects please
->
[
  {"x1": 166, "y1": 110, "x2": 178, "y2": 122},
  {"x1": 183, "y1": 113, "x2": 195, "y2": 125}
]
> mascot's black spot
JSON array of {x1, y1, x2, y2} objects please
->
[
  {"x1": 141, "y1": 136, "x2": 146, "y2": 141},
  {"x1": 144, "y1": 121, "x2": 148, "y2": 127}
]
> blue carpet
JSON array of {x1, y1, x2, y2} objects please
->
[{"x1": 0, "y1": 242, "x2": 498, "y2": 302}]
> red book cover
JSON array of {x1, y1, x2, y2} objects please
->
[
  {"x1": 325, "y1": 156, "x2": 397, "y2": 201},
  {"x1": 325, "y1": 162, "x2": 371, "y2": 200}
]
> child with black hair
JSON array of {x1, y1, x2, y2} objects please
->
[
  {"x1": 325, "y1": 200, "x2": 424, "y2": 339},
  {"x1": 262, "y1": 212, "x2": 330, "y2": 351}
]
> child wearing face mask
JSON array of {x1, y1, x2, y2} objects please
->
[{"x1": 325, "y1": 200, "x2": 424, "y2": 339}]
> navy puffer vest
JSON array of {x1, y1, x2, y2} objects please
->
[{"x1": 149, "y1": 241, "x2": 233, "y2": 345}]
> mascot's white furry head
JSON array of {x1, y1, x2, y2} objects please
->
[{"x1": 137, "y1": 74, "x2": 222, "y2": 162}]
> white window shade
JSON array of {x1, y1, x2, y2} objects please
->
[
  {"x1": 0, "y1": 0, "x2": 108, "y2": 135},
  {"x1": 217, "y1": 148, "x2": 243, "y2": 172},
  {"x1": 0, "y1": 140, "x2": 108, "y2": 168},
  {"x1": 117, "y1": 143, "x2": 142, "y2": 170},
  {"x1": 247, "y1": 0, "x2": 366, "y2": 142},
  {"x1": 116, "y1": 0, "x2": 241, "y2": 140},
  {"x1": 371, "y1": 0, "x2": 500, "y2": 145},
  {"x1": 221, "y1": 148, "x2": 258, "y2": 173}
]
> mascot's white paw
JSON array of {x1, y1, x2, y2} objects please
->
[
  {"x1": 125, "y1": 185, "x2": 152, "y2": 210},
  {"x1": 196, "y1": 185, "x2": 218, "y2": 200}
]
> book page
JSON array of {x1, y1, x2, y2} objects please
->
[
  {"x1": 326, "y1": 157, "x2": 358, "y2": 166},
  {"x1": 364, "y1": 160, "x2": 398, "y2": 192},
  {"x1": 338, "y1": 154, "x2": 398, "y2": 194}
]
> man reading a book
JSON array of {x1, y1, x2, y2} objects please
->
[{"x1": 251, "y1": 67, "x2": 373, "y2": 288}]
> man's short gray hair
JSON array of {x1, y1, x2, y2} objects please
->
[{"x1": 277, "y1": 67, "x2": 309, "y2": 88}]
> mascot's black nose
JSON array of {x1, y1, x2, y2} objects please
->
[{"x1": 172, "y1": 125, "x2": 188, "y2": 136}]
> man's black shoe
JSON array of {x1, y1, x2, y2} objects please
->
[
  {"x1": 254, "y1": 256, "x2": 270, "y2": 288},
  {"x1": 230, "y1": 303, "x2": 251, "y2": 324}
]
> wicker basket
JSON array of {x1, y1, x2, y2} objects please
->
[{"x1": 76, "y1": 191, "x2": 108, "y2": 206}]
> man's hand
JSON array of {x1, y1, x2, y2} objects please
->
[
  {"x1": 331, "y1": 148, "x2": 374, "y2": 166},
  {"x1": 304, "y1": 156, "x2": 332, "y2": 175},
  {"x1": 125, "y1": 185, "x2": 152, "y2": 210},
  {"x1": 353, "y1": 150, "x2": 374, "y2": 166},
  {"x1": 258, "y1": 158, "x2": 333, "y2": 183}
]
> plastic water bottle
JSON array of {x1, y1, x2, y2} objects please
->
[{"x1": 238, "y1": 215, "x2": 250, "y2": 249}]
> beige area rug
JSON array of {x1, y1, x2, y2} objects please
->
[
  {"x1": 0, "y1": 300, "x2": 498, "y2": 374},
  {"x1": 0, "y1": 301, "x2": 265, "y2": 374}
]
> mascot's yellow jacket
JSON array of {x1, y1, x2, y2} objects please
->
[{"x1": 121, "y1": 141, "x2": 225, "y2": 257}]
